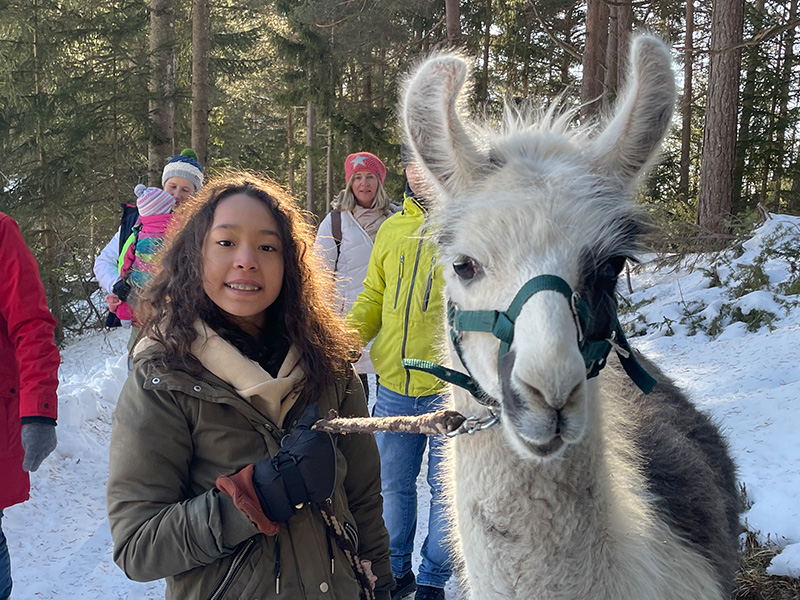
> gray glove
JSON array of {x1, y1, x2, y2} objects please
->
[{"x1": 21, "y1": 422, "x2": 57, "y2": 472}]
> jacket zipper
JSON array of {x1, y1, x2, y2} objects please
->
[
  {"x1": 401, "y1": 234, "x2": 426, "y2": 396},
  {"x1": 205, "y1": 538, "x2": 256, "y2": 600},
  {"x1": 393, "y1": 254, "x2": 405, "y2": 309},
  {"x1": 421, "y1": 255, "x2": 437, "y2": 312},
  {"x1": 343, "y1": 520, "x2": 359, "y2": 549}
]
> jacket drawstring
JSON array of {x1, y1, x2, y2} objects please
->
[
  {"x1": 274, "y1": 536, "x2": 281, "y2": 595},
  {"x1": 326, "y1": 527, "x2": 335, "y2": 573},
  {"x1": 316, "y1": 502, "x2": 376, "y2": 600}
]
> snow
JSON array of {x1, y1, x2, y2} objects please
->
[{"x1": 3, "y1": 214, "x2": 800, "y2": 597}]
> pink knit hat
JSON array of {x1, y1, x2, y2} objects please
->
[
  {"x1": 344, "y1": 152, "x2": 386, "y2": 185},
  {"x1": 134, "y1": 184, "x2": 176, "y2": 217}
]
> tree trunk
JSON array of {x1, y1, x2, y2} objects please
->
[
  {"x1": 603, "y1": 0, "x2": 631, "y2": 107},
  {"x1": 306, "y1": 100, "x2": 315, "y2": 215},
  {"x1": 696, "y1": 0, "x2": 744, "y2": 246},
  {"x1": 561, "y1": 4, "x2": 575, "y2": 86},
  {"x1": 679, "y1": 0, "x2": 695, "y2": 204},
  {"x1": 112, "y1": 52, "x2": 120, "y2": 206},
  {"x1": 732, "y1": 0, "x2": 765, "y2": 213},
  {"x1": 582, "y1": 0, "x2": 608, "y2": 119},
  {"x1": 789, "y1": 157, "x2": 800, "y2": 211},
  {"x1": 32, "y1": 0, "x2": 63, "y2": 343},
  {"x1": 362, "y1": 71, "x2": 373, "y2": 107},
  {"x1": 191, "y1": 0, "x2": 210, "y2": 166},
  {"x1": 445, "y1": 0, "x2": 462, "y2": 47},
  {"x1": 375, "y1": 48, "x2": 386, "y2": 113},
  {"x1": 287, "y1": 108, "x2": 295, "y2": 195},
  {"x1": 769, "y1": 0, "x2": 796, "y2": 211},
  {"x1": 522, "y1": 23, "x2": 532, "y2": 96},
  {"x1": 481, "y1": 0, "x2": 491, "y2": 103},
  {"x1": 148, "y1": 0, "x2": 176, "y2": 186},
  {"x1": 326, "y1": 123, "x2": 333, "y2": 213}
]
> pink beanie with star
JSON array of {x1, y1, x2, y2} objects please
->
[{"x1": 344, "y1": 152, "x2": 386, "y2": 185}]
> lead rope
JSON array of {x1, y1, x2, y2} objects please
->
[
  {"x1": 317, "y1": 501, "x2": 376, "y2": 600},
  {"x1": 312, "y1": 408, "x2": 499, "y2": 438}
]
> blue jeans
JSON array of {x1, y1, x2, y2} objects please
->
[
  {"x1": 0, "y1": 510, "x2": 11, "y2": 600},
  {"x1": 374, "y1": 386, "x2": 452, "y2": 589}
]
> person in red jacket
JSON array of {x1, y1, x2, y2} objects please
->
[{"x1": 0, "y1": 211, "x2": 60, "y2": 600}]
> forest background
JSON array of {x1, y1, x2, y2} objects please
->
[{"x1": 1, "y1": 0, "x2": 798, "y2": 341}]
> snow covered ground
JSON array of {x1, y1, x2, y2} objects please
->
[{"x1": 3, "y1": 214, "x2": 799, "y2": 599}]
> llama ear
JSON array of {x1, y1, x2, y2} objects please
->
[
  {"x1": 402, "y1": 53, "x2": 488, "y2": 197},
  {"x1": 591, "y1": 35, "x2": 676, "y2": 182}
]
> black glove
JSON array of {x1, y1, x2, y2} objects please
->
[
  {"x1": 112, "y1": 278, "x2": 131, "y2": 302},
  {"x1": 252, "y1": 403, "x2": 337, "y2": 522}
]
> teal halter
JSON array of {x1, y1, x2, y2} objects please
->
[{"x1": 404, "y1": 274, "x2": 656, "y2": 410}]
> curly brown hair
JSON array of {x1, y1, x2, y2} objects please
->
[{"x1": 136, "y1": 172, "x2": 358, "y2": 396}]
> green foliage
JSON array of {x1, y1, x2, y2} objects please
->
[
  {"x1": 760, "y1": 224, "x2": 800, "y2": 296},
  {"x1": 729, "y1": 262, "x2": 771, "y2": 298}
]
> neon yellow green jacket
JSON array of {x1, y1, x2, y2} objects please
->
[{"x1": 347, "y1": 193, "x2": 446, "y2": 397}]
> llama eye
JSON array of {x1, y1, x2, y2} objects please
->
[
  {"x1": 598, "y1": 262, "x2": 618, "y2": 281},
  {"x1": 453, "y1": 257, "x2": 480, "y2": 280},
  {"x1": 600, "y1": 256, "x2": 626, "y2": 281}
]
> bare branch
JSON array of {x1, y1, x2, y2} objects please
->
[{"x1": 526, "y1": 0, "x2": 582, "y2": 61}]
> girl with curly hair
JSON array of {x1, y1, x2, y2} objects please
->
[{"x1": 107, "y1": 173, "x2": 393, "y2": 600}]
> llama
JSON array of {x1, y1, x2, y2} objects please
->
[{"x1": 400, "y1": 36, "x2": 741, "y2": 600}]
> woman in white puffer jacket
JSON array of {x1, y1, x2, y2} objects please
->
[{"x1": 315, "y1": 152, "x2": 393, "y2": 399}]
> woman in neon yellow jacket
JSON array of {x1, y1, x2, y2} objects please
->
[{"x1": 346, "y1": 151, "x2": 452, "y2": 600}]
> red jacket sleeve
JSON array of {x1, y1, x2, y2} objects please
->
[{"x1": 0, "y1": 213, "x2": 60, "y2": 419}]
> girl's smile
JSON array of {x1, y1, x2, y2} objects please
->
[{"x1": 202, "y1": 193, "x2": 284, "y2": 335}]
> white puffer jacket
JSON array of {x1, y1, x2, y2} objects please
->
[{"x1": 315, "y1": 210, "x2": 384, "y2": 374}]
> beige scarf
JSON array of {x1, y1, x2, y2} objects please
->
[
  {"x1": 189, "y1": 322, "x2": 305, "y2": 427},
  {"x1": 351, "y1": 205, "x2": 386, "y2": 241},
  {"x1": 135, "y1": 322, "x2": 305, "y2": 427}
]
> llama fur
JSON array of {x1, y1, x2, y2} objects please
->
[{"x1": 401, "y1": 35, "x2": 741, "y2": 600}]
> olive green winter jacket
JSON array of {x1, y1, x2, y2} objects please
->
[
  {"x1": 346, "y1": 194, "x2": 446, "y2": 397},
  {"x1": 106, "y1": 343, "x2": 392, "y2": 600}
]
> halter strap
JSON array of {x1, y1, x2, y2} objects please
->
[{"x1": 404, "y1": 274, "x2": 655, "y2": 411}]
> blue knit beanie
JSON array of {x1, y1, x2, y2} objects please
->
[{"x1": 162, "y1": 149, "x2": 204, "y2": 191}]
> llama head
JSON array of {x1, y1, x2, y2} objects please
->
[{"x1": 402, "y1": 35, "x2": 675, "y2": 460}]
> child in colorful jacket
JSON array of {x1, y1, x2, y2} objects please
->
[{"x1": 113, "y1": 185, "x2": 176, "y2": 326}]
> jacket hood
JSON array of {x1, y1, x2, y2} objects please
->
[{"x1": 401, "y1": 193, "x2": 426, "y2": 217}]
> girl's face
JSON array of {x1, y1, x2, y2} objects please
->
[
  {"x1": 164, "y1": 176, "x2": 196, "y2": 205},
  {"x1": 202, "y1": 193, "x2": 285, "y2": 336},
  {"x1": 351, "y1": 171, "x2": 379, "y2": 208}
]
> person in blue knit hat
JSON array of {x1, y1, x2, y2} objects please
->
[
  {"x1": 94, "y1": 149, "x2": 204, "y2": 327},
  {"x1": 161, "y1": 149, "x2": 204, "y2": 200}
]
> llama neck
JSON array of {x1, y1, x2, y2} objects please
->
[{"x1": 449, "y1": 385, "x2": 645, "y2": 597}]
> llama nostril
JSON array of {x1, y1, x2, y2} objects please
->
[{"x1": 555, "y1": 410, "x2": 565, "y2": 435}]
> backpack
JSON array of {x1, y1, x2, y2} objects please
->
[
  {"x1": 109, "y1": 204, "x2": 141, "y2": 307},
  {"x1": 117, "y1": 203, "x2": 140, "y2": 256},
  {"x1": 331, "y1": 209, "x2": 342, "y2": 272}
]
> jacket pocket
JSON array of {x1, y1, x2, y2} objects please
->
[
  {"x1": 421, "y1": 255, "x2": 437, "y2": 312},
  {"x1": 205, "y1": 538, "x2": 256, "y2": 600},
  {"x1": 393, "y1": 254, "x2": 405, "y2": 309}
]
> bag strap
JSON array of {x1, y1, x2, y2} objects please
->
[{"x1": 330, "y1": 209, "x2": 342, "y2": 272}]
